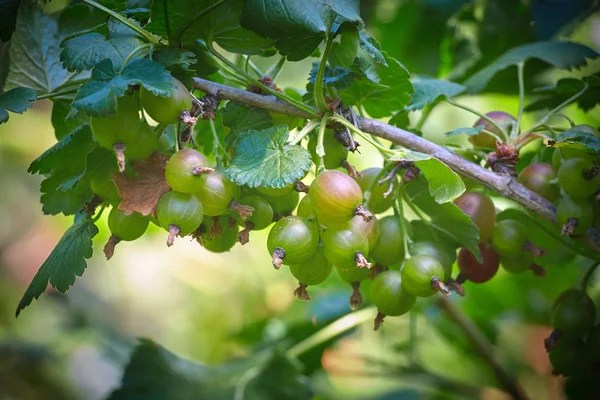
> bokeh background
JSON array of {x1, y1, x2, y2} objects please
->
[{"x1": 1, "y1": 1, "x2": 600, "y2": 399}]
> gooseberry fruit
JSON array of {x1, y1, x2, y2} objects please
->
[
  {"x1": 335, "y1": 266, "x2": 370, "y2": 309},
  {"x1": 165, "y1": 148, "x2": 212, "y2": 193},
  {"x1": 308, "y1": 131, "x2": 348, "y2": 170},
  {"x1": 269, "y1": 190, "x2": 299, "y2": 220},
  {"x1": 401, "y1": 255, "x2": 448, "y2": 297},
  {"x1": 518, "y1": 163, "x2": 559, "y2": 201},
  {"x1": 322, "y1": 228, "x2": 371, "y2": 270},
  {"x1": 296, "y1": 195, "x2": 317, "y2": 220},
  {"x1": 469, "y1": 111, "x2": 516, "y2": 149},
  {"x1": 454, "y1": 191, "x2": 496, "y2": 242},
  {"x1": 196, "y1": 171, "x2": 252, "y2": 218},
  {"x1": 141, "y1": 78, "x2": 192, "y2": 125},
  {"x1": 104, "y1": 208, "x2": 149, "y2": 259},
  {"x1": 558, "y1": 157, "x2": 600, "y2": 199},
  {"x1": 156, "y1": 191, "x2": 204, "y2": 246},
  {"x1": 355, "y1": 167, "x2": 395, "y2": 214},
  {"x1": 557, "y1": 195, "x2": 594, "y2": 236},
  {"x1": 551, "y1": 289, "x2": 596, "y2": 338},
  {"x1": 267, "y1": 216, "x2": 319, "y2": 269},
  {"x1": 235, "y1": 195, "x2": 273, "y2": 245},
  {"x1": 289, "y1": 248, "x2": 332, "y2": 300},
  {"x1": 409, "y1": 241, "x2": 457, "y2": 279},
  {"x1": 457, "y1": 243, "x2": 499, "y2": 283},
  {"x1": 90, "y1": 171, "x2": 120, "y2": 205},
  {"x1": 491, "y1": 219, "x2": 528, "y2": 258},
  {"x1": 199, "y1": 216, "x2": 239, "y2": 253},
  {"x1": 586, "y1": 325, "x2": 600, "y2": 361},
  {"x1": 255, "y1": 183, "x2": 294, "y2": 198},
  {"x1": 549, "y1": 339, "x2": 589, "y2": 376},
  {"x1": 309, "y1": 170, "x2": 372, "y2": 224},
  {"x1": 370, "y1": 270, "x2": 416, "y2": 330},
  {"x1": 369, "y1": 216, "x2": 405, "y2": 266},
  {"x1": 347, "y1": 215, "x2": 380, "y2": 251}
]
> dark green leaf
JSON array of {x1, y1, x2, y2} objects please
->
[
  {"x1": 307, "y1": 63, "x2": 354, "y2": 91},
  {"x1": 405, "y1": 77, "x2": 466, "y2": 112},
  {"x1": 4, "y1": 4, "x2": 71, "y2": 93},
  {"x1": 388, "y1": 111, "x2": 410, "y2": 130},
  {"x1": 148, "y1": 0, "x2": 273, "y2": 54},
  {"x1": 58, "y1": 3, "x2": 106, "y2": 36},
  {"x1": 465, "y1": 41, "x2": 600, "y2": 93},
  {"x1": 0, "y1": 87, "x2": 36, "y2": 124},
  {"x1": 221, "y1": 101, "x2": 273, "y2": 136},
  {"x1": 445, "y1": 125, "x2": 484, "y2": 137},
  {"x1": 108, "y1": 339, "x2": 311, "y2": 400},
  {"x1": 525, "y1": 74, "x2": 600, "y2": 113},
  {"x1": 60, "y1": 18, "x2": 144, "y2": 72},
  {"x1": 546, "y1": 127, "x2": 600, "y2": 153},
  {"x1": 153, "y1": 47, "x2": 197, "y2": 69},
  {"x1": 16, "y1": 213, "x2": 98, "y2": 316},
  {"x1": 390, "y1": 149, "x2": 465, "y2": 203},
  {"x1": 51, "y1": 99, "x2": 89, "y2": 140},
  {"x1": 225, "y1": 126, "x2": 311, "y2": 188},
  {"x1": 340, "y1": 53, "x2": 413, "y2": 118},
  {"x1": 0, "y1": 0, "x2": 22, "y2": 42},
  {"x1": 405, "y1": 177, "x2": 481, "y2": 261},
  {"x1": 329, "y1": 28, "x2": 359, "y2": 69},
  {"x1": 71, "y1": 58, "x2": 173, "y2": 117},
  {"x1": 357, "y1": 31, "x2": 386, "y2": 65},
  {"x1": 241, "y1": 0, "x2": 362, "y2": 61}
]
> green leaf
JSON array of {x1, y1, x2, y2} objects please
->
[
  {"x1": 340, "y1": 53, "x2": 413, "y2": 118},
  {"x1": 445, "y1": 125, "x2": 484, "y2": 137},
  {"x1": 241, "y1": 0, "x2": 362, "y2": 61},
  {"x1": 465, "y1": 41, "x2": 600, "y2": 93},
  {"x1": 329, "y1": 28, "x2": 359, "y2": 69},
  {"x1": 405, "y1": 177, "x2": 481, "y2": 261},
  {"x1": 51, "y1": 99, "x2": 89, "y2": 140},
  {"x1": 58, "y1": 3, "x2": 106, "y2": 37},
  {"x1": 358, "y1": 31, "x2": 386, "y2": 66},
  {"x1": 390, "y1": 149, "x2": 465, "y2": 203},
  {"x1": 0, "y1": 0, "x2": 22, "y2": 42},
  {"x1": 221, "y1": 101, "x2": 273, "y2": 136},
  {"x1": 16, "y1": 212, "x2": 98, "y2": 316},
  {"x1": 525, "y1": 74, "x2": 600, "y2": 113},
  {"x1": 148, "y1": 0, "x2": 273, "y2": 54},
  {"x1": 60, "y1": 18, "x2": 144, "y2": 72},
  {"x1": 388, "y1": 111, "x2": 410, "y2": 130},
  {"x1": 225, "y1": 126, "x2": 311, "y2": 188},
  {"x1": 405, "y1": 77, "x2": 466, "y2": 112},
  {"x1": 71, "y1": 58, "x2": 173, "y2": 117},
  {"x1": 4, "y1": 4, "x2": 72, "y2": 93},
  {"x1": 153, "y1": 47, "x2": 197, "y2": 69},
  {"x1": 0, "y1": 87, "x2": 36, "y2": 124},
  {"x1": 108, "y1": 339, "x2": 311, "y2": 400},
  {"x1": 546, "y1": 127, "x2": 600, "y2": 153}
]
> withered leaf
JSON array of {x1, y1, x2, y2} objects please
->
[{"x1": 114, "y1": 152, "x2": 170, "y2": 217}]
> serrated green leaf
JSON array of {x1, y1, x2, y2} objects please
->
[
  {"x1": 390, "y1": 149, "x2": 465, "y2": 203},
  {"x1": 358, "y1": 31, "x2": 386, "y2": 66},
  {"x1": 445, "y1": 125, "x2": 484, "y2": 137},
  {"x1": 108, "y1": 339, "x2": 311, "y2": 400},
  {"x1": 405, "y1": 77, "x2": 466, "y2": 112},
  {"x1": 410, "y1": 220, "x2": 459, "y2": 249},
  {"x1": 60, "y1": 18, "x2": 143, "y2": 72},
  {"x1": 546, "y1": 127, "x2": 600, "y2": 153},
  {"x1": 71, "y1": 58, "x2": 173, "y2": 117},
  {"x1": 465, "y1": 41, "x2": 600, "y2": 93},
  {"x1": 340, "y1": 53, "x2": 413, "y2": 118},
  {"x1": 4, "y1": 4, "x2": 72, "y2": 93},
  {"x1": 221, "y1": 101, "x2": 273, "y2": 136},
  {"x1": 388, "y1": 111, "x2": 410, "y2": 130},
  {"x1": 329, "y1": 28, "x2": 359, "y2": 69},
  {"x1": 16, "y1": 213, "x2": 98, "y2": 316},
  {"x1": 153, "y1": 47, "x2": 197, "y2": 68},
  {"x1": 225, "y1": 126, "x2": 311, "y2": 188},
  {"x1": 241, "y1": 0, "x2": 362, "y2": 61},
  {"x1": 405, "y1": 177, "x2": 480, "y2": 261},
  {"x1": 51, "y1": 99, "x2": 89, "y2": 140},
  {"x1": 0, "y1": 87, "x2": 36, "y2": 124},
  {"x1": 526, "y1": 74, "x2": 600, "y2": 113},
  {"x1": 0, "y1": 0, "x2": 22, "y2": 42},
  {"x1": 148, "y1": 0, "x2": 272, "y2": 54}
]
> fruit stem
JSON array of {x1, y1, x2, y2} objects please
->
[
  {"x1": 237, "y1": 221, "x2": 253, "y2": 245},
  {"x1": 315, "y1": 112, "x2": 330, "y2": 174},
  {"x1": 447, "y1": 277, "x2": 466, "y2": 296},
  {"x1": 83, "y1": 0, "x2": 159, "y2": 44},
  {"x1": 561, "y1": 217, "x2": 578, "y2": 236},
  {"x1": 294, "y1": 180, "x2": 310, "y2": 193},
  {"x1": 120, "y1": 43, "x2": 152, "y2": 71},
  {"x1": 349, "y1": 282, "x2": 363, "y2": 309},
  {"x1": 329, "y1": 114, "x2": 395, "y2": 156},
  {"x1": 314, "y1": 35, "x2": 335, "y2": 112},
  {"x1": 431, "y1": 277, "x2": 450, "y2": 296},
  {"x1": 512, "y1": 62, "x2": 525, "y2": 138},
  {"x1": 191, "y1": 166, "x2": 214, "y2": 175},
  {"x1": 272, "y1": 248, "x2": 285, "y2": 269},
  {"x1": 354, "y1": 204, "x2": 374, "y2": 222},
  {"x1": 229, "y1": 200, "x2": 254, "y2": 220},
  {"x1": 113, "y1": 143, "x2": 127, "y2": 172},
  {"x1": 363, "y1": 162, "x2": 396, "y2": 209},
  {"x1": 265, "y1": 56, "x2": 286, "y2": 81},
  {"x1": 179, "y1": 110, "x2": 198, "y2": 127},
  {"x1": 355, "y1": 252, "x2": 372, "y2": 269},
  {"x1": 103, "y1": 234, "x2": 122, "y2": 260},
  {"x1": 167, "y1": 224, "x2": 181, "y2": 247},
  {"x1": 289, "y1": 119, "x2": 320, "y2": 145},
  {"x1": 341, "y1": 160, "x2": 360, "y2": 178},
  {"x1": 544, "y1": 329, "x2": 561, "y2": 352},
  {"x1": 373, "y1": 311, "x2": 385, "y2": 331},
  {"x1": 529, "y1": 264, "x2": 546, "y2": 277},
  {"x1": 445, "y1": 99, "x2": 509, "y2": 141},
  {"x1": 393, "y1": 188, "x2": 411, "y2": 258},
  {"x1": 581, "y1": 261, "x2": 600, "y2": 292},
  {"x1": 522, "y1": 241, "x2": 546, "y2": 258},
  {"x1": 294, "y1": 283, "x2": 311, "y2": 301}
]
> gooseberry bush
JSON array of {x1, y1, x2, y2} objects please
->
[{"x1": 2, "y1": 0, "x2": 600, "y2": 398}]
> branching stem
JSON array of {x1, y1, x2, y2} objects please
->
[{"x1": 83, "y1": 0, "x2": 158, "y2": 43}]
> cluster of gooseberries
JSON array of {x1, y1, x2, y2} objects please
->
[{"x1": 88, "y1": 78, "x2": 599, "y2": 335}]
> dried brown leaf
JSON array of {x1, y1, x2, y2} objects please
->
[{"x1": 114, "y1": 152, "x2": 170, "y2": 217}]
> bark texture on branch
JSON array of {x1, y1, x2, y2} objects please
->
[{"x1": 192, "y1": 77, "x2": 600, "y2": 253}]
